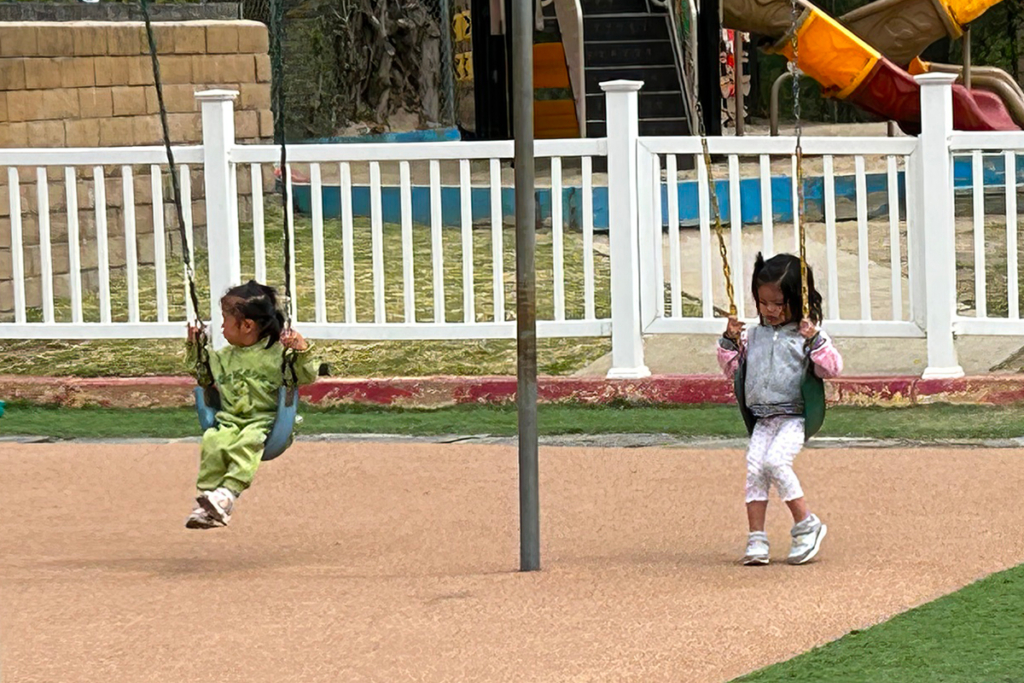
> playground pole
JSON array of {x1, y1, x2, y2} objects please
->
[
  {"x1": 963, "y1": 25, "x2": 972, "y2": 90},
  {"x1": 512, "y1": 0, "x2": 540, "y2": 571},
  {"x1": 734, "y1": 32, "x2": 745, "y2": 136}
]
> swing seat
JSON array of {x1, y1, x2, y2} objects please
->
[
  {"x1": 192, "y1": 385, "x2": 299, "y2": 461},
  {"x1": 733, "y1": 360, "x2": 827, "y2": 441}
]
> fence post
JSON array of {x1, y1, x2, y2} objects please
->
[
  {"x1": 906, "y1": 147, "x2": 927, "y2": 331},
  {"x1": 602, "y1": 79, "x2": 651, "y2": 379},
  {"x1": 914, "y1": 73, "x2": 963, "y2": 379},
  {"x1": 196, "y1": 90, "x2": 240, "y2": 349}
]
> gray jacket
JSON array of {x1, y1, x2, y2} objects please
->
[{"x1": 722, "y1": 323, "x2": 822, "y2": 418}]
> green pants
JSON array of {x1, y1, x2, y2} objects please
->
[{"x1": 197, "y1": 419, "x2": 271, "y2": 496}]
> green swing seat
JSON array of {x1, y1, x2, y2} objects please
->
[{"x1": 733, "y1": 359, "x2": 826, "y2": 441}]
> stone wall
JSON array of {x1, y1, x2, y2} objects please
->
[{"x1": 0, "y1": 20, "x2": 272, "y2": 316}]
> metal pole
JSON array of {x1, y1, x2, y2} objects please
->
[
  {"x1": 440, "y1": 0, "x2": 457, "y2": 125},
  {"x1": 512, "y1": 0, "x2": 540, "y2": 572},
  {"x1": 963, "y1": 24, "x2": 972, "y2": 90},
  {"x1": 734, "y1": 31, "x2": 745, "y2": 136}
]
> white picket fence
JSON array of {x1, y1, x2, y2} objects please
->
[{"x1": 0, "y1": 73, "x2": 1015, "y2": 378}]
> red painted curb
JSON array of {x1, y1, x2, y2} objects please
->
[{"x1": 2, "y1": 374, "x2": 1024, "y2": 408}]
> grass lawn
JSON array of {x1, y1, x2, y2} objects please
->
[
  {"x1": 2, "y1": 402, "x2": 1024, "y2": 441},
  {"x1": 734, "y1": 562, "x2": 1024, "y2": 682}
]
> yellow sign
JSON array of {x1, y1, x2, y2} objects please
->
[
  {"x1": 453, "y1": 11, "x2": 472, "y2": 43},
  {"x1": 454, "y1": 52, "x2": 474, "y2": 81}
]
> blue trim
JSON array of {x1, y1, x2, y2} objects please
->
[{"x1": 288, "y1": 154, "x2": 1022, "y2": 231}]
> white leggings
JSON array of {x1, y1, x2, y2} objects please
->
[{"x1": 745, "y1": 415, "x2": 805, "y2": 503}]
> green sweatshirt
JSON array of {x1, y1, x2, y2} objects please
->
[{"x1": 187, "y1": 338, "x2": 319, "y2": 427}]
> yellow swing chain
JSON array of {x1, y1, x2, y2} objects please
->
[
  {"x1": 692, "y1": 98, "x2": 737, "y2": 317},
  {"x1": 790, "y1": 0, "x2": 810, "y2": 320}
]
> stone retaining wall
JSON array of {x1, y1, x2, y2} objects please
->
[{"x1": 0, "y1": 20, "x2": 272, "y2": 315}]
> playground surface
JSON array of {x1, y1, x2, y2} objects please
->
[{"x1": 3, "y1": 440, "x2": 1023, "y2": 682}]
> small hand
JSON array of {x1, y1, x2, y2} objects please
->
[
  {"x1": 799, "y1": 318, "x2": 818, "y2": 340},
  {"x1": 724, "y1": 316, "x2": 745, "y2": 342},
  {"x1": 186, "y1": 324, "x2": 203, "y2": 344},
  {"x1": 280, "y1": 328, "x2": 309, "y2": 351}
]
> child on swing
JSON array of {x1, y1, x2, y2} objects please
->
[
  {"x1": 717, "y1": 253, "x2": 843, "y2": 565},
  {"x1": 184, "y1": 280, "x2": 320, "y2": 529}
]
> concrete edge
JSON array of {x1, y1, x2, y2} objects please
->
[{"x1": 2, "y1": 374, "x2": 1024, "y2": 409}]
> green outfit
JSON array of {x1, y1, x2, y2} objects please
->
[{"x1": 186, "y1": 339, "x2": 319, "y2": 495}]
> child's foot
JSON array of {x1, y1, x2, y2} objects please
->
[
  {"x1": 185, "y1": 505, "x2": 224, "y2": 529},
  {"x1": 197, "y1": 488, "x2": 236, "y2": 526},
  {"x1": 788, "y1": 513, "x2": 827, "y2": 565},
  {"x1": 742, "y1": 531, "x2": 770, "y2": 566}
]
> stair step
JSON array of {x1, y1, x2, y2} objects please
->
[
  {"x1": 584, "y1": 15, "x2": 669, "y2": 41},
  {"x1": 587, "y1": 90, "x2": 685, "y2": 119},
  {"x1": 584, "y1": 39, "x2": 675, "y2": 67},
  {"x1": 585, "y1": 64, "x2": 679, "y2": 92},
  {"x1": 580, "y1": 0, "x2": 653, "y2": 15}
]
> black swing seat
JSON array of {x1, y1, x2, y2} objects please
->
[
  {"x1": 193, "y1": 384, "x2": 299, "y2": 461},
  {"x1": 733, "y1": 360, "x2": 826, "y2": 441}
]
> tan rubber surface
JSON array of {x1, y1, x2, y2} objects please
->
[{"x1": 2, "y1": 442, "x2": 1022, "y2": 682}]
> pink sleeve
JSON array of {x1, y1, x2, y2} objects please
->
[
  {"x1": 716, "y1": 330, "x2": 746, "y2": 380},
  {"x1": 810, "y1": 334, "x2": 843, "y2": 379}
]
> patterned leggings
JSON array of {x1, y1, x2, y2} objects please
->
[{"x1": 745, "y1": 415, "x2": 805, "y2": 503}]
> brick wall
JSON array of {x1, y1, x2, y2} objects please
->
[{"x1": 0, "y1": 20, "x2": 272, "y2": 316}]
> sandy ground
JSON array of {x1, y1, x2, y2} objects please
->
[{"x1": 2, "y1": 441, "x2": 1024, "y2": 683}]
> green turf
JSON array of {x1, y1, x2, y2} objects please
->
[
  {"x1": 734, "y1": 563, "x2": 1024, "y2": 682},
  {"x1": 2, "y1": 402, "x2": 1024, "y2": 441}
]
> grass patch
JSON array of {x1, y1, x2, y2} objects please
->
[
  {"x1": 734, "y1": 562, "x2": 1024, "y2": 682},
  {"x1": 2, "y1": 403, "x2": 1023, "y2": 441}
]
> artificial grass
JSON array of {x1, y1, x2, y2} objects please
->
[
  {"x1": 735, "y1": 562, "x2": 1024, "y2": 682},
  {"x1": 2, "y1": 402, "x2": 1023, "y2": 441}
]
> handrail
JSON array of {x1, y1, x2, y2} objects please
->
[
  {"x1": 658, "y1": 0, "x2": 698, "y2": 132},
  {"x1": 552, "y1": 0, "x2": 587, "y2": 136}
]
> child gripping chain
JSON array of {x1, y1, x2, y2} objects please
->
[
  {"x1": 184, "y1": 280, "x2": 320, "y2": 529},
  {"x1": 717, "y1": 253, "x2": 844, "y2": 566}
]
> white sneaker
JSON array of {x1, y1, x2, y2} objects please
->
[
  {"x1": 197, "y1": 488, "x2": 236, "y2": 526},
  {"x1": 788, "y1": 514, "x2": 827, "y2": 565},
  {"x1": 185, "y1": 505, "x2": 223, "y2": 529},
  {"x1": 742, "y1": 531, "x2": 770, "y2": 566}
]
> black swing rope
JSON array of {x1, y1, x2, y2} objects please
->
[
  {"x1": 140, "y1": 0, "x2": 298, "y2": 390},
  {"x1": 267, "y1": 0, "x2": 300, "y2": 390},
  {"x1": 140, "y1": 0, "x2": 213, "y2": 387}
]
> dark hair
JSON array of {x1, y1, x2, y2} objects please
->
[
  {"x1": 221, "y1": 280, "x2": 284, "y2": 348},
  {"x1": 751, "y1": 252, "x2": 823, "y2": 325}
]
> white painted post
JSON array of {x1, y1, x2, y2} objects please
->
[
  {"x1": 636, "y1": 142, "x2": 660, "y2": 329},
  {"x1": 906, "y1": 147, "x2": 927, "y2": 331},
  {"x1": 915, "y1": 73, "x2": 963, "y2": 379},
  {"x1": 197, "y1": 90, "x2": 241, "y2": 349},
  {"x1": 602, "y1": 80, "x2": 651, "y2": 379}
]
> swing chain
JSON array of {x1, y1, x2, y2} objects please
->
[
  {"x1": 141, "y1": 0, "x2": 215, "y2": 387},
  {"x1": 692, "y1": 93, "x2": 737, "y2": 317},
  {"x1": 268, "y1": 0, "x2": 300, "y2": 392},
  {"x1": 698, "y1": 132, "x2": 736, "y2": 317},
  {"x1": 789, "y1": 0, "x2": 810, "y2": 320}
]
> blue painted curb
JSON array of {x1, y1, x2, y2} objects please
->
[{"x1": 288, "y1": 154, "x2": 1022, "y2": 230}]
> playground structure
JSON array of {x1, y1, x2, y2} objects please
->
[
  {"x1": 507, "y1": 0, "x2": 1024, "y2": 140},
  {"x1": 723, "y1": 0, "x2": 1024, "y2": 132}
]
